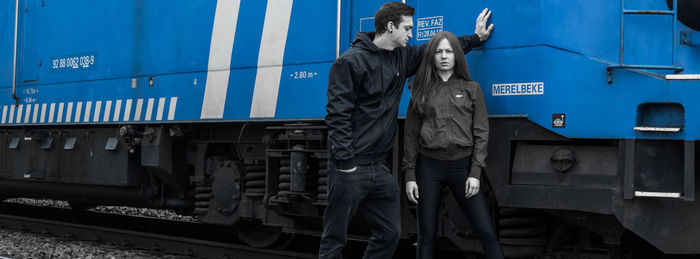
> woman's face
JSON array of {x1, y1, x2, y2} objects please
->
[{"x1": 434, "y1": 38, "x2": 454, "y2": 72}]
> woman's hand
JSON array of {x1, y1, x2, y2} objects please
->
[
  {"x1": 465, "y1": 177, "x2": 480, "y2": 199},
  {"x1": 406, "y1": 181, "x2": 419, "y2": 204}
]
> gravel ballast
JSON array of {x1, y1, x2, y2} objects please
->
[
  {"x1": 0, "y1": 227, "x2": 191, "y2": 259},
  {"x1": 3, "y1": 198, "x2": 197, "y2": 222},
  {"x1": 0, "y1": 198, "x2": 198, "y2": 258}
]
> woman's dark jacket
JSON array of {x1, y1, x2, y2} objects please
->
[{"x1": 402, "y1": 77, "x2": 489, "y2": 181}]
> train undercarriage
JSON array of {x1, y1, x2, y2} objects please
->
[{"x1": 0, "y1": 118, "x2": 697, "y2": 258}]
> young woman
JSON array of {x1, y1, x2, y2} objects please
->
[{"x1": 403, "y1": 31, "x2": 504, "y2": 259}]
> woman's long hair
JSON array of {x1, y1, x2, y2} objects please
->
[{"x1": 411, "y1": 31, "x2": 472, "y2": 114}]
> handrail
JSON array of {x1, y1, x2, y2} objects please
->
[
  {"x1": 12, "y1": 0, "x2": 19, "y2": 105},
  {"x1": 336, "y1": 0, "x2": 340, "y2": 58},
  {"x1": 623, "y1": 10, "x2": 674, "y2": 15},
  {"x1": 607, "y1": 0, "x2": 681, "y2": 84}
]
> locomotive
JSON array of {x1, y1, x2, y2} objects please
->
[{"x1": 1, "y1": 0, "x2": 699, "y2": 257}]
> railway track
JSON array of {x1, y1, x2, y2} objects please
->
[
  {"x1": 0, "y1": 202, "x2": 473, "y2": 258},
  {"x1": 0, "y1": 203, "x2": 315, "y2": 259}
]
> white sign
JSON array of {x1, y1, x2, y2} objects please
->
[
  {"x1": 417, "y1": 16, "x2": 443, "y2": 41},
  {"x1": 51, "y1": 53, "x2": 97, "y2": 72},
  {"x1": 492, "y1": 82, "x2": 544, "y2": 96}
]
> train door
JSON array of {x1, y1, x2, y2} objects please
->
[
  {"x1": 1, "y1": 1, "x2": 18, "y2": 89},
  {"x1": 18, "y1": 0, "x2": 41, "y2": 83}
]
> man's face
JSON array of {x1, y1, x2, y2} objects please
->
[{"x1": 389, "y1": 15, "x2": 413, "y2": 48}]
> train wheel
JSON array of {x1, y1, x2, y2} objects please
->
[{"x1": 234, "y1": 223, "x2": 295, "y2": 249}]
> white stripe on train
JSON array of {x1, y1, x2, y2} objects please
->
[
  {"x1": 16, "y1": 104, "x2": 22, "y2": 123},
  {"x1": 0, "y1": 96, "x2": 177, "y2": 125},
  {"x1": 201, "y1": 0, "x2": 294, "y2": 119},
  {"x1": 168, "y1": 97, "x2": 178, "y2": 121},
  {"x1": 249, "y1": 0, "x2": 294, "y2": 118},
  {"x1": 200, "y1": 0, "x2": 241, "y2": 119},
  {"x1": 9, "y1": 105, "x2": 15, "y2": 124},
  {"x1": 124, "y1": 99, "x2": 133, "y2": 121},
  {"x1": 40, "y1": 103, "x2": 47, "y2": 123},
  {"x1": 48, "y1": 103, "x2": 55, "y2": 123},
  {"x1": 32, "y1": 103, "x2": 38, "y2": 123},
  {"x1": 103, "y1": 100, "x2": 112, "y2": 122},
  {"x1": 83, "y1": 101, "x2": 91, "y2": 122},
  {"x1": 145, "y1": 98, "x2": 154, "y2": 121},
  {"x1": 23, "y1": 103, "x2": 31, "y2": 123},
  {"x1": 156, "y1": 97, "x2": 166, "y2": 121},
  {"x1": 2, "y1": 105, "x2": 7, "y2": 123},
  {"x1": 74, "y1": 102, "x2": 82, "y2": 123},
  {"x1": 93, "y1": 101, "x2": 102, "y2": 122},
  {"x1": 65, "y1": 102, "x2": 73, "y2": 123},
  {"x1": 113, "y1": 99, "x2": 122, "y2": 122}
]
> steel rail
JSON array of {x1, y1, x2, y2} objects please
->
[{"x1": 0, "y1": 213, "x2": 314, "y2": 259}]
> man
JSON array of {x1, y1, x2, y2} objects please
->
[{"x1": 321, "y1": 2, "x2": 494, "y2": 258}]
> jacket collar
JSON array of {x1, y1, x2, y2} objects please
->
[
  {"x1": 439, "y1": 73, "x2": 459, "y2": 83},
  {"x1": 352, "y1": 32, "x2": 396, "y2": 53}
]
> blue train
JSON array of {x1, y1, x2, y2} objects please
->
[{"x1": 1, "y1": 0, "x2": 699, "y2": 257}]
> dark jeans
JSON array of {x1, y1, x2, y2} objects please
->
[
  {"x1": 319, "y1": 161, "x2": 401, "y2": 259},
  {"x1": 416, "y1": 155, "x2": 504, "y2": 259}
]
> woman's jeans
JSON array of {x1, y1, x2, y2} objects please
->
[{"x1": 416, "y1": 154, "x2": 504, "y2": 259}]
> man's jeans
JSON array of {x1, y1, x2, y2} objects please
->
[{"x1": 319, "y1": 161, "x2": 401, "y2": 259}]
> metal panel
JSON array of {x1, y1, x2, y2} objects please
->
[
  {"x1": 59, "y1": 129, "x2": 141, "y2": 187},
  {"x1": 19, "y1": 0, "x2": 40, "y2": 83},
  {"x1": 623, "y1": 14, "x2": 674, "y2": 66},
  {"x1": 511, "y1": 143, "x2": 618, "y2": 187},
  {"x1": 546, "y1": 0, "x2": 620, "y2": 63},
  {"x1": 634, "y1": 140, "x2": 684, "y2": 194},
  {"x1": 5, "y1": 131, "x2": 26, "y2": 179},
  {"x1": 2, "y1": 130, "x2": 57, "y2": 181},
  {"x1": 0, "y1": 132, "x2": 7, "y2": 177},
  {"x1": 624, "y1": 139, "x2": 635, "y2": 199},
  {"x1": 0, "y1": 1, "x2": 16, "y2": 88},
  {"x1": 684, "y1": 140, "x2": 694, "y2": 201},
  {"x1": 59, "y1": 130, "x2": 88, "y2": 183},
  {"x1": 17, "y1": 0, "x2": 216, "y2": 85}
]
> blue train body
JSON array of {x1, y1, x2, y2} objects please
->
[
  {"x1": 2, "y1": 0, "x2": 700, "y2": 256},
  {"x1": 1, "y1": 0, "x2": 699, "y2": 138},
  {"x1": 1, "y1": 0, "x2": 335, "y2": 122}
]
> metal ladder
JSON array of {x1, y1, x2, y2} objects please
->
[{"x1": 606, "y1": 0, "x2": 683, "y2": 83}]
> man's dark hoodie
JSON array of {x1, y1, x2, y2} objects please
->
[{"x1": 326, "y1": 32, "x2": 481, "y2": 170}]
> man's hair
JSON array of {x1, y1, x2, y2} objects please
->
[
  {"x1": 410, "y1": 31, "x2": 471, "y2": 114},
  {"x1": 374, "y1": 2, "x2": 414, "y2": 35}
]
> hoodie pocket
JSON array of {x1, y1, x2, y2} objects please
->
[
  {"x1": 358, "y1": 96, "x2": 382, "y2": 108},
  {"x1": 355, "y1": 96, "x2": 382, "y2": 120}
]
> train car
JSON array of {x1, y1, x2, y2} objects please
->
[{"x1": 1, "y1": 0, "x2": 699, "y2": 257}]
